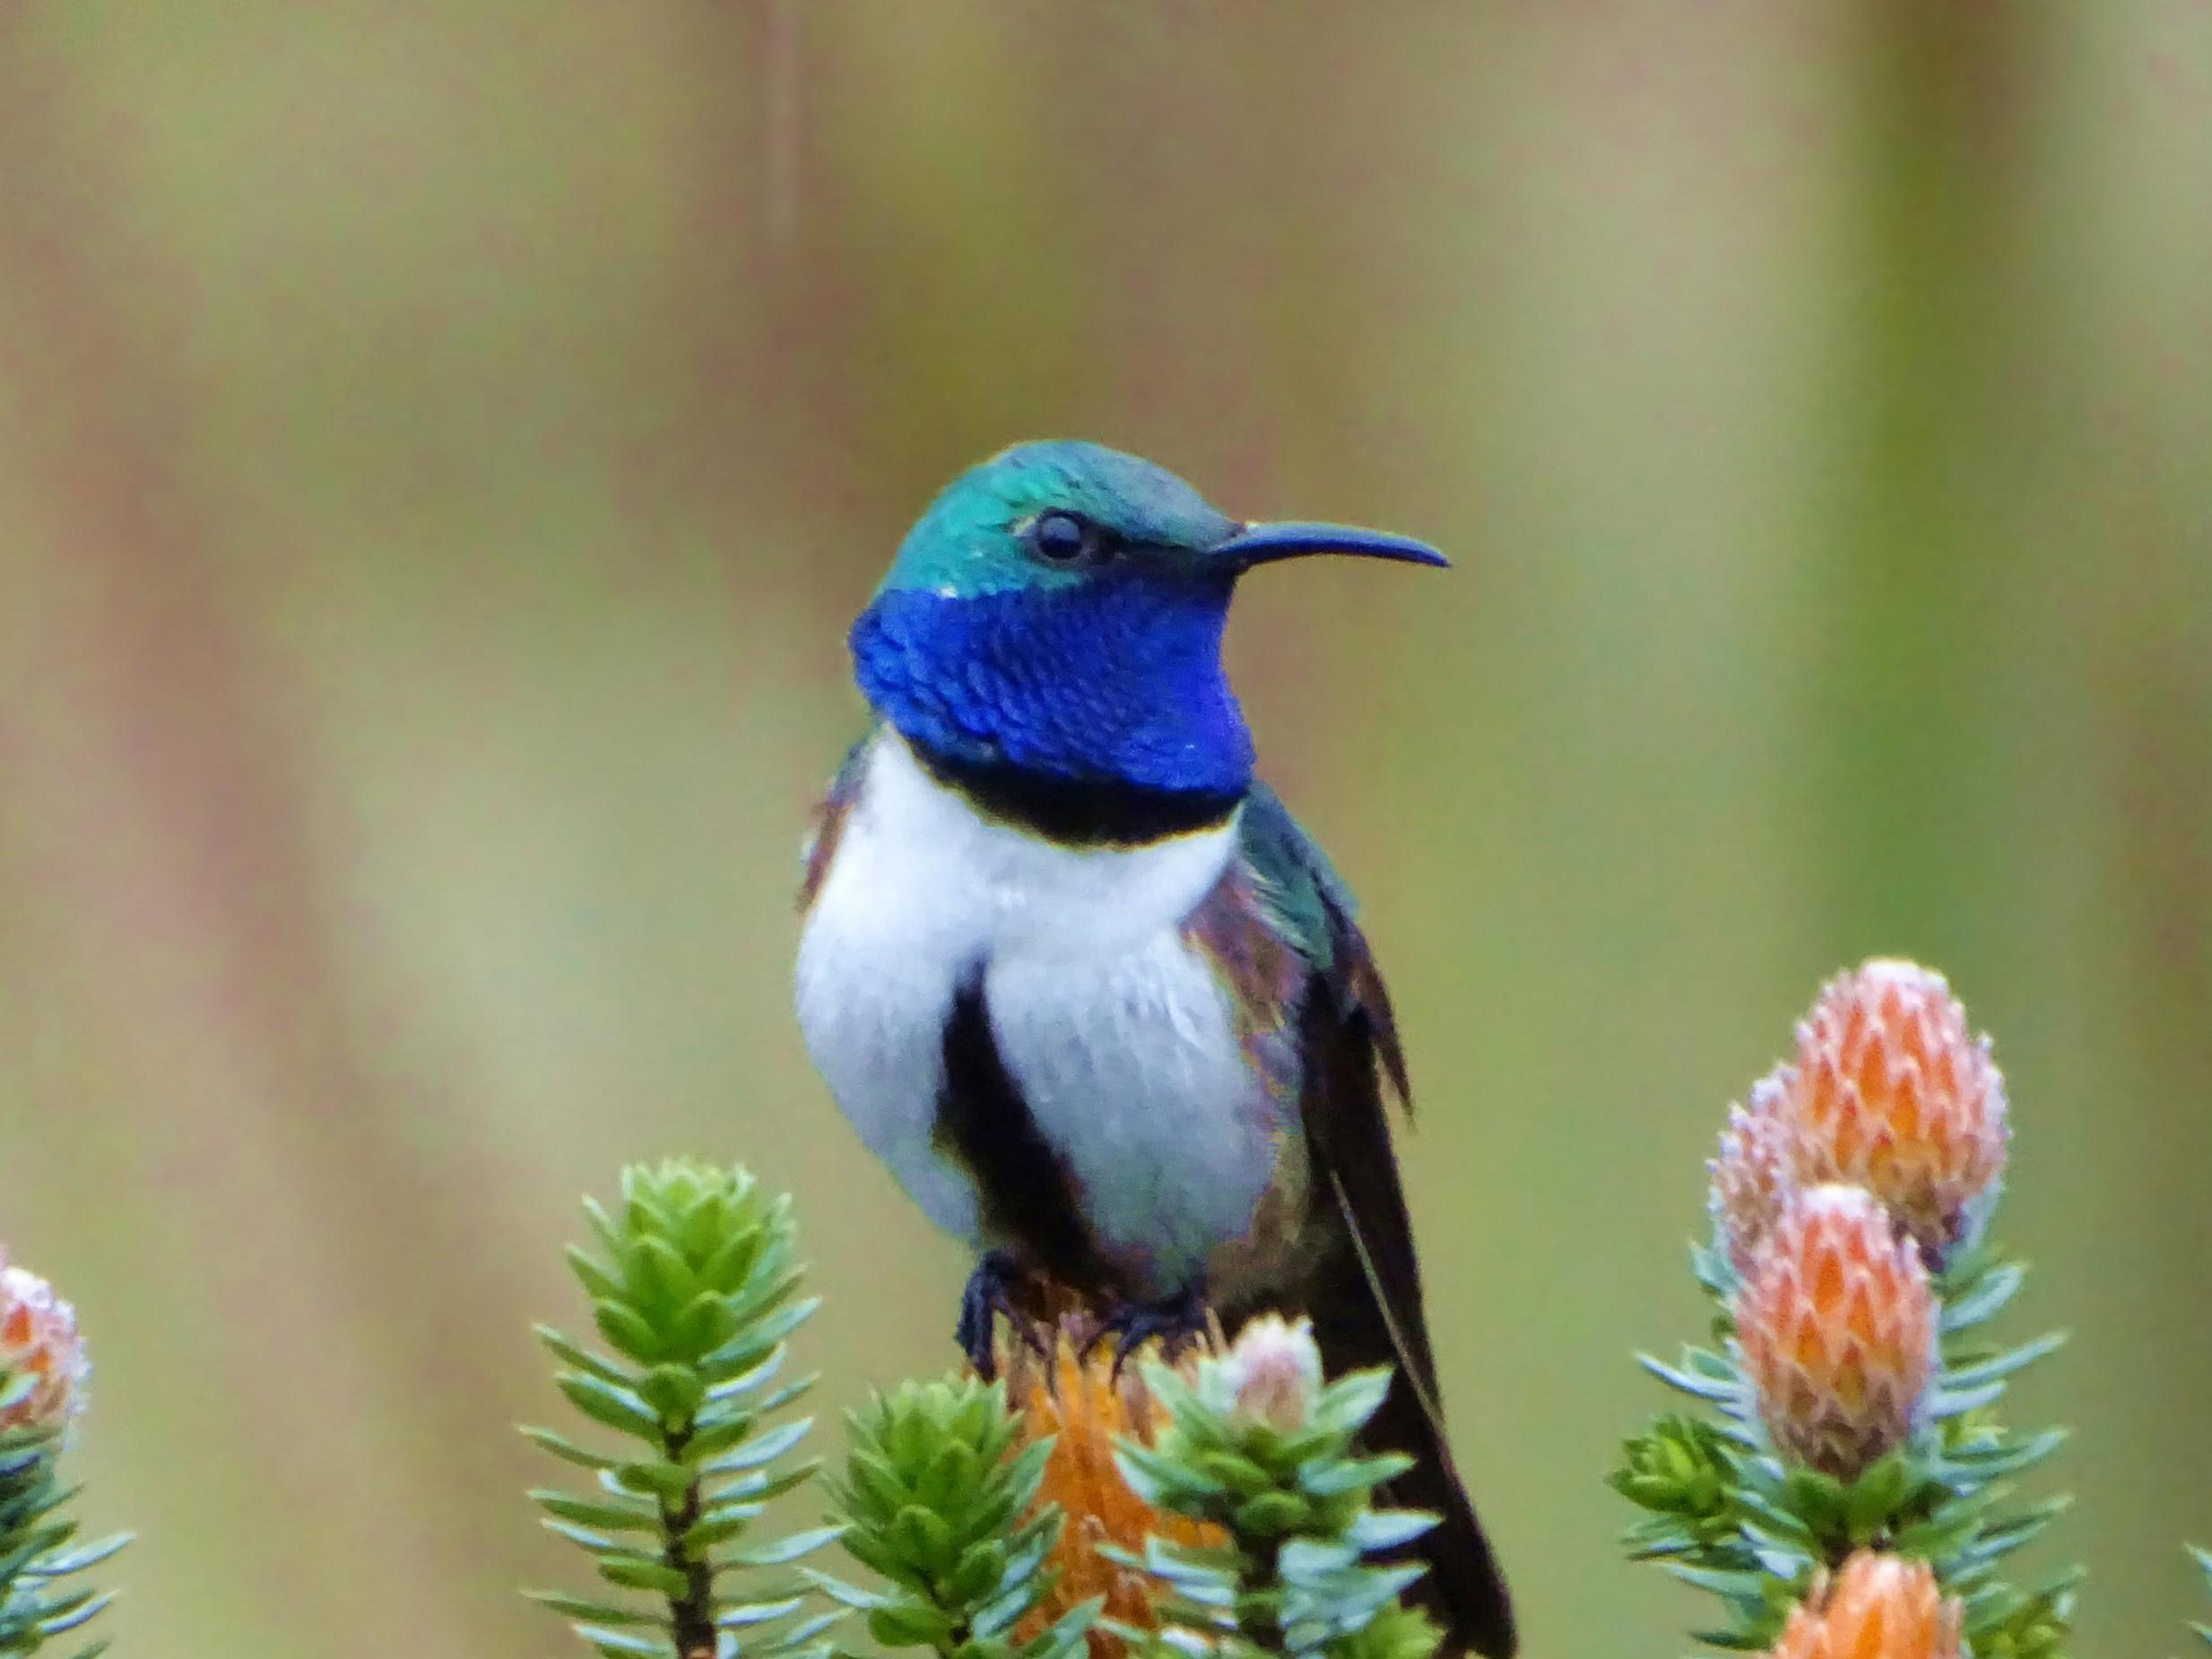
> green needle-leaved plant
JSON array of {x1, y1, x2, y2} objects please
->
[
  {"x1": 2190, "y1": 1546, "x2": 2212, "y2": 1648},
  {"x1": 526, "y1": 1160, "x2": 839, "y2": 1659},
  {"x1": 0, "y1": 1255, "x2": 126, "y2": 1659},
  {"x1": 817, "y1": 1375, "x2": 1097, "y2": 1659},
  {"x1": 1111, "y1": 1316, "x2": 1443, "y2": 1659},
  {"x1": 1615, "y1": 961, "x2": 2078, "y2": 1657}
]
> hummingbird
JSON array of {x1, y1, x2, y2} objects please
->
[{"x1": 794, "y1": 440, "x2": 1514, "y2": 1657}]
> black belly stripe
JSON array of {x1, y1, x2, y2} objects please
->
[
  {"x1": 916, "y1": 747, "x2": 1240, "y2": 847},
  {"x1": 934, "y1": 969, "x2": 1110, "y2": 1290}
]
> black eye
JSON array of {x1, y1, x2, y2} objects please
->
[{"x1": 1028, "y1": 509, "x2": 1112, "y2": 566}]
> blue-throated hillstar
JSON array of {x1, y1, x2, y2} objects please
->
[{"x1": 794, "y1": 440, "x2": 1514, "y2": 1655}]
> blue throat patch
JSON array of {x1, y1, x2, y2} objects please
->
[{"x1": 851, "y1": 574, "x2": 1254, "y2": 819}]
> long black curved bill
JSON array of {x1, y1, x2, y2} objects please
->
[{"x1": 1216, "y1": 519, "x2": 1450, "y2": 569}]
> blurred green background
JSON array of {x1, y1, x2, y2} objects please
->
[{"x1": 2, "y1": 4, "x2": 2208, "y2": 1655}]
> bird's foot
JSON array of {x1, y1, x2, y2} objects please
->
[
  {"x1": 1089, "y1": 1281, "x2": 1210, "y2": 1377},
  {"x1": 957, "y1": 1250, "x2": 1049, "y2": 1382}
]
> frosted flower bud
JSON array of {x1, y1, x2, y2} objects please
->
[
  {"x1": 1219, "y1": 1314, "x2": 1324, "y2": 1433},
  {"x1": 1711, "y1": 1066, "x2": 1796, "y2": 1275},
  {"x1": 0, "y1": 1259, "x2": 91, "y2": 1434}
]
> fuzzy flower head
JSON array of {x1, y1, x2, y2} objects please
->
[
  {"x1": 1769, "y1": 1552, "x2": 1963, "y2": 1659},
  {"x1": 1734, "y1": 1185, "x2": 1936, "y2": 1477},
  {"x1": 1711, "y1": 1066, "x2": 1796, "y2": 1276},
  {"x1": 0, "y1": 1255, "x2": 91, "y2": 1435},
  {"x1": 1779, "y1": 960, "x2": 2008, "y2": 1264},
  {"x1": 1001, "y1": 1318, "x2": 1225, "y2": 1655}
]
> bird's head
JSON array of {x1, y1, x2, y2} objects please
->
[{"x1": 851, "y1": 440, "x2": 1444, "y2": 818}]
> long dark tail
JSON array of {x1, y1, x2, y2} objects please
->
[{"x1": 1297, "y1": 1226, "x2": 1517, "y2": 1658}]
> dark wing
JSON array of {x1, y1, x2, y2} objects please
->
[
  {"x1": 798, "y1": 727, "x2": 875, "y2": 913},
  {"x1": 1238, "y1": 785, "x2": 1515, "y2": 1658},
  {"x1": 1236, "y1": 785, "x2": 1430, "y2": 1382}
]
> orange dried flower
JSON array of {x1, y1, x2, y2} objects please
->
[
  {"x1": 1735, "y1": 1185, "x2": 1935, "y2": 1476},
  {"x1": 1769, "y1": 1551, "x2": 1963, "y2": 1659},
  {"x1": 1711, "y1": 1067, "x2": 1796, "y2": 1275},
  {"x1": 1002, "y1": 1320, "x2": 1227, "y2": 1657},
  {"x1": 1779, "y1": 960, "x2": 2008, "y2": 1263},
  {"x1": 0, "y1": 1255, "x2": 91, "y2": 1434}
]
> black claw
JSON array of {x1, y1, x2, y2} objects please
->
[
  {"x1": 957, "y1": 1250, "x2": 1045, "y2": 1381},
  {"x1": 1091, "y1": 1282, "x2": 1210, "y2": 1377}
]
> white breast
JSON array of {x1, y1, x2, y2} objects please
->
[{"x1": 794, "y1": 733, "x2": 1279, "y2": 1290}]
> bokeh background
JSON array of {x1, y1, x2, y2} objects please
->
[{"x1": 3, "y1": 4, "x2": 2208, "y2": 1655}]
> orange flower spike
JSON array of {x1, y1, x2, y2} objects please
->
[
  {"x1": 1735, "y1": 1186, "x2": 1936, "y2": 1477},
  {"x1": 1781, "y1": 960, "x2": 2008, "y2": 1264},
  {"x1": 1769, "y1": 1552, "x2": 1964, "y2": 1659},
  {"x1": 0, "y1": 1255, "x2": 91, "y2": 1435},
  {"x1": 1001, "y1": 1320, "x2": 1227, "y2": 1655}
]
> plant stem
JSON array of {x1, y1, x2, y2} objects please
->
[
  {"x1": 1235, "y1": 1538, "x2": 1285, "y2": 1652},
  {"x1": 662, "y1": 1423, "x2": 716, "y2": 1659}
]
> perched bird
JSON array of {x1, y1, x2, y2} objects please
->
[{"x1": 794, "y1": 440, "x2": 1514, "y2": 1656}]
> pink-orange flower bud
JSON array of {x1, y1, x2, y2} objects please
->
[
  {"x1": 1735, "y1": 1186, "x2": 1935, "y2": 1476},
  {"x1": 1779, "y1": 960, "x2": 2008, "y2": 1264},
  {"x1": 1768, "y1": 1551, "x2": 1963, "y2": 1659}
]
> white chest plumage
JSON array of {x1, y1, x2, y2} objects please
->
[{"x1": 794, "y1": 733, "x2": 1286, "y2": 1292}]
